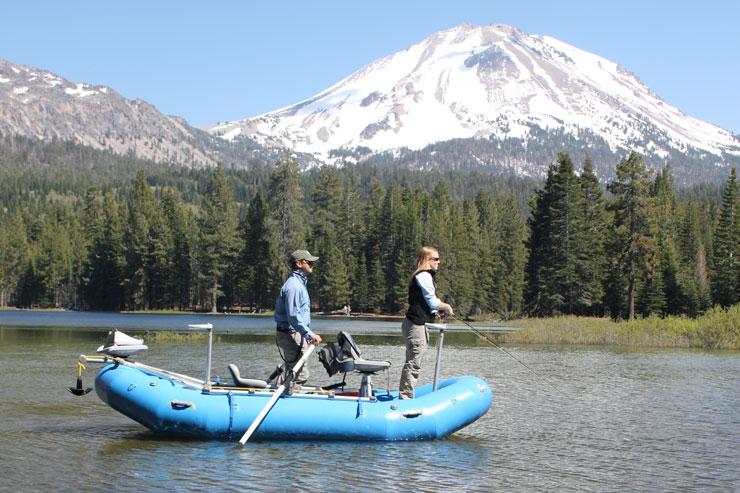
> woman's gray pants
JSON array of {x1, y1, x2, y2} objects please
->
[{"x1": 398, "y1": 318, "x2": 429, "y2": 399}]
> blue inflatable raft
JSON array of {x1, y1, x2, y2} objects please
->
[
  {"x1": 83, "y1": 326, "x2": 492, "y2": 441},
  {"x1": 93, "y1": 360, "x2": 491, "y2": 441}
]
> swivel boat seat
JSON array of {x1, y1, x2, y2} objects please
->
[
  {"x1": 227, "y1": 364, "x2": 269, "y2": 389},
  {"x1": 319, "y1": 331, "x2": 391, "y2": 398}
]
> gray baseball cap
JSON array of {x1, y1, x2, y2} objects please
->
[{"x1": 291, "y1": 249, "x2": 319, "y2": 262}]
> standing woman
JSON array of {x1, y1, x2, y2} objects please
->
[{"x1": 399, "y1": 246, "x2": 453, "y2": 399}]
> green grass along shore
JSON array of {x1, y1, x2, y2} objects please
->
[
  {"x1": 495, "y1": 304, "x2": 740, "y2": 350},
  {"x1": 4, "y1": 305, "x2": 739, "y2": 350},
  {"x1": 142, "y1": 306, "x2": 740, "y2": 350}
]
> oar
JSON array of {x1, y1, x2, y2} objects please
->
[{"x1": 238, "y1": 342, "x2": 316, "y2": 445}]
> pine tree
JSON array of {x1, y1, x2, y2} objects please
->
[
  {"x1": 0, "y1": 220, "x2": 6, "y2": 306},
  {"x1": 378, "y1": 185, "x2": 406, "y2": 312},
  {"x1": 712, "y1": 167, "x2": 739, "y2": 307},
  {"x1": 678, "y1": 200, "x2": 708, "y2": 315},
  {"x1": 607, "y1": 152, "x2": 655, "y2": 320},
  {"x1": 340, "y1": 172, "x2": 365, "y2": 315},
  {"x1": 549, "y1": 153, "x2": 588, "y2": 314},
  {"x1": 472, "y1": 189, "x2": 495, "y2": 314},
  {"x1": 309, "y1": 166, "x2": 348, "y2": 310},
  {"x1": 267, "y1": 158, "x2": 306, "y2": 276},
  {"x1": 462, "y1": 197, "x2": 485, "y2": 315},
  {"x1": 162, "y1": 189, "x2": 193, "y2": 310},
  {"x1": 367, "y1": 255, "x2": 386, "y2": 314},
  {"x1": 35, "y1": 205, "x2": 75, "y2": 308},
  {"x1": 146, "y1": 192, "x2": 172, "y2": 310},
  {"x1": 693, "y1": 243, "x2": 711, "y2": 313},
  {"x1": 579, "y1": 156, "x2": 607, "y2": 315},
  {"x1": 351, "y1": 252, "x2": 370, "y2": 313},
  {"x1": 199, "y1": 164, "x2": 239, "y2": 313},
  {"x1": 317, "y1": 233, "x2": 351, "y2": 310},
  {"x1": 525, "y1": 153, "x2": 591, "y2": 316},
  {"x1": 444, "y1": 201, "x2": 475, "y2": 314},
  {"x1": 525, "y1": 165, "x2": 559, "y2": 315},
  {"x1": 652, "y1": 165, "x2": 680, "y2": 315},
  {"x1": 99, "y1": 194, "x2": 126, "y2": 310},
  {"x1": 238, "y1": 192, "x2": 280, "y2": 311},
  {"x1": 362, "y1": 181, "x2": 386, "y2": 313},
  {"x1": 494, "y1": 193, "x2": 527, "y2": 318},
  {"x1": 427, "y1": 180, "x2": 454, "y2": 301},
  {"x1": 390, "y1": 186, "x2": 423, "y2": 313},
  {"x1": 125, "y1": 170, "x2": 157, "y2": 310}
]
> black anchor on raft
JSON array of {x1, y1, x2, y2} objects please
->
[{"x1": 68, "y1": 361, "x2": 93, "y2": 396}]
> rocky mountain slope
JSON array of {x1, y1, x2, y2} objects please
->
[
  {"x1": 0, "y1": 59, "x2": 221, "y2": 167},
  {"x1": 205, "y1": 23, "x2": 740, "y2": 182},
  {"x1": 2, "y1": 23, "x2": 739, "y2": 184}
]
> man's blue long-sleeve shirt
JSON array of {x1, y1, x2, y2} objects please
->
[{"x1": 274, "y1": 270, "x2": 314, "y2": 339}]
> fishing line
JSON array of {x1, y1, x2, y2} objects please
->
[{"x1": 450, "y1": 315, "x2": 568, "y2": 398}]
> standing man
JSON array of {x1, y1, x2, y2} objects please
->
[{"x1": 274, "y1": 249, "x2": 322, "y2": 390}]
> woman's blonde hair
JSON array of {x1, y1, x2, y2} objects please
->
[{"x1": 409, "y1": 246, "x2": 439, "y2": 285}]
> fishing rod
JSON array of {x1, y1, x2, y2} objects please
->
[{"x1": 450, "y1": 315, "x2": 568, "y2": 398}]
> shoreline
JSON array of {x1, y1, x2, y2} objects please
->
[{"x1": 3, "y1": 307, "x2": 739, "y2": 350}]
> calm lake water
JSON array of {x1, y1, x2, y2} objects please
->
[{"x1": 1, "y1": 311, "x2": 738, "y2": 492}]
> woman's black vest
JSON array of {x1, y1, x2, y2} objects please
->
[{"x1": 405, "y1": 270, "x2": 436, "y2": 325}]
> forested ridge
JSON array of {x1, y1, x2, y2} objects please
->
[{"x1": 2, "y1": 133, "x2": 738, "y2": 322}]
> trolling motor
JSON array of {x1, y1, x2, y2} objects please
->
[
  {"x1": 69, "y1": 329, "x2": 148, "y2": 396},
  {"x1": 68, "y1": 360, "x2": 92, "y2": 396}
]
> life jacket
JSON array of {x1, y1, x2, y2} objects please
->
[{"x1": 405, "y1": 269, "x2": 436, "y2": 325}]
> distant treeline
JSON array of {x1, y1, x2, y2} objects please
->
[{"x1": 3, "y1": 133, "x2": 740, "y2": 321}]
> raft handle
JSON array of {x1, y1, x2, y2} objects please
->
[
  {"x1": 402, "y1": 410, "x2": 423, "y2": 418},
  {"x1": 170, "y1": 400, "x2": 196, "y2": 410}
]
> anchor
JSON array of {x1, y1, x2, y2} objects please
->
[{"x1": 68, "y1": 361, "x2": 93, "y2": 396}]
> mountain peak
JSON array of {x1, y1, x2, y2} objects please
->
[{"x1": 205, "y1": 23, "x2": 739, "y2": 178}]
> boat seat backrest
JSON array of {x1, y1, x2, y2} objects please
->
[
  {"x1": 319, "y1": 341, "x2": 355, "y2": 376},
  {"x1": 228, "y1": 364, "x2": 268, "y2": 389},
  {"x1": 337, "y1": 331, "x2": 362, "y2": 359}
]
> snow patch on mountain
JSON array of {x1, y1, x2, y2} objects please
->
[
  {"x1": 0, "y1": 59, "x2": 218, "y2": 167},
  {"x1": 204, "y1": 23, "x2": 740, "y2": 164}
]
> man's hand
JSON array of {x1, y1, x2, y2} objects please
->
[{"x1": 308, "y1": 334, "x2": 322, "y2": 344}]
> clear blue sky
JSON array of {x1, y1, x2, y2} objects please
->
[{"x1": 3, "y1": 1, "x2": 738, "y2": 134}]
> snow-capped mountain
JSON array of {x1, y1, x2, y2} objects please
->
[
  {"x1": 205, "y1": 23, "x2": 740, "y2": 180},
  {"x1": 0, "y1": 59, "x2": 219, "y2": 167},
  {"x1": 2, "y1": 24, "x2": 739, "y2": 183}
]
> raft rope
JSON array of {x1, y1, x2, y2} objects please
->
[
  {"x1": 227, "y1": 391, "x2": 234, "y2": 440},
  {"x1": 451, "y1": 315, "x2": 568, "y2": 398}
]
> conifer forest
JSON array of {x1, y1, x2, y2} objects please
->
[{"x1": 0, "y1": 134, "x2": 736, "y2": 321}]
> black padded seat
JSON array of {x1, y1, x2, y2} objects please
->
[{"x1": 228, "y1": 364, "x2": 268, "y2": 388}]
